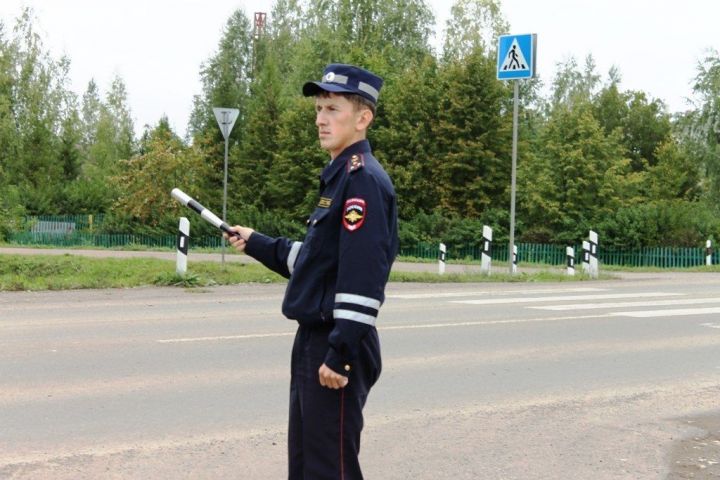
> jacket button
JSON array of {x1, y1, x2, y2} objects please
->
[{"x1": 344, "y1": 364, "x2": 351, "y2": 372}]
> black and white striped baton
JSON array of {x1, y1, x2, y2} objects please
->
[{"x1": 170, "y1": 188, "x2": 241, "y2": 238}]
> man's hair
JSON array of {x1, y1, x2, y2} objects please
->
[
  {"x1": 318, "y1": 91, "x2": 376, "y2": 120},
  {"x1": 345, "y1": 93, "x2": 376, "y2": 118}
]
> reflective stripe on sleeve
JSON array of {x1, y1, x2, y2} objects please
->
[
  {"x1": 334, "y1": 293, "x2": 381, "y2": 310},
  {"x1": 287, "y1": 242, "x2": 302, "y2": 274},
  {"x1": 333, "y1": 309, "x2": 377, "y2": 326}
]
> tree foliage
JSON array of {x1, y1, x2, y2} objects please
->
[
  {"x1": 110, "y1": 117, "x2": 211, "y2": 234},
  {"x1": 679, "y1": 49, "x2": 720, "y2": 203},
  {"x1": 0, "y1": 8, "x2": 135, "y2": 222},
  {"x1": 1, "y1": 3, "x2": 719, "y2": 249}
]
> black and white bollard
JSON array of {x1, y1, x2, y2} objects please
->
[
  {"x1": 566, "y1": 246, "x2": 575, "y2": 276},
  {"x1": 439, "y1": 243, "x2": 447, "y2": 275},
  {"x1": 512, "y1": 245, "x2": 518, "y2": 274},
  {"x1": 176, "y1": 217, "x2": 190, "y2": 275},
  {"x1": 581, "y1": 241, "x2": 590, "y2": 275},
  {"x1": 589, "y1": 230, "x2": 599, "y2": 279},
  {"x1": 480, "y1": 225, "x2": 493, "y2": 275},
  {"x1": 707, "y1": 240, "x2": 713, "y2": 266}
]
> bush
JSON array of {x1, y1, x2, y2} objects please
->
[
  {"x1": 597, "y1": 200, "x2": 720, "y2": 248},
  {"x1": 234, "y1": 205, "x2": 306, "y2": 240},
  {"x1": 0, "y1": 185, "x2": 26, "y2": 242},
  {"x1": 398, "y1": 208, "x2": 512, "y2": 251}
]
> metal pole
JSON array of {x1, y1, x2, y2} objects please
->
[
  {"x1": 212, "y1": 107, "x2": 238, "y2": 268},
  {"x1": 222, "y1": 134, "x2": 229, "y2": 266},
  {"x1": 509, "y1": 80, "x2": 519, "y2": 274}
]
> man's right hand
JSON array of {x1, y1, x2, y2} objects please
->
[{"x1": 224, "y1": 226, "x2": 254, "y2": 253}]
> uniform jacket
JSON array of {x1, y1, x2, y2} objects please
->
[{"x1": 245, "y1": 139, "x2": 399, "y2": 373}]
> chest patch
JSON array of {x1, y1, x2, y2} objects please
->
[{"x1": 342, "y1": 198, "x2": 366, "y2": 232}]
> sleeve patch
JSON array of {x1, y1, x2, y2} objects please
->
[{"x1": 342, "y1": 198, "x2": 366, "y2": 231}]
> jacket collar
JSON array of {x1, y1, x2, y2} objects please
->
[{"x1": 320, "y1": 139, "x2": 371, "y2": 185}]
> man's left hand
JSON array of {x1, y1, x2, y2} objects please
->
[{"x1": 318, "y1": 363, "x2": 349, "y2": 389}]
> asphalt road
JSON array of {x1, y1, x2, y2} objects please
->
[{"x1": 1, "y1": 271, "x2": 720, "y2": 479}]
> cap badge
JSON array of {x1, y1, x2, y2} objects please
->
[{"x1": 324, "y1": 72, "x2": 336, "y2": 82}]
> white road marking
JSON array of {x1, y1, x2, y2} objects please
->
[
  {"x1": 611, "y1": 307, "x2": 720, "y2": 318},
  {"x1": 157, "y1": 314, "x2": 615, "y2": 343},
  {"x1": 451, "y1": 292, "x2": 682, "y2": 305},
  {"x1": 378, "y1": 314, "x2": 613, "y2": 330},
  {"x1": 700, "y1": 323, "x2": 720, "y2": 329},
  {"x1": 531, "y1": 297, "x2": 720, "y2": 311},
  {"x1": 156, "y1": 292, "x2": 713, "y2": 345},
  {"x1": 157, "y1": 332, "x2": 295, "y2": 343},
  {"x1": 386, "y1": 287, "x2": 605, "y2": 300}
]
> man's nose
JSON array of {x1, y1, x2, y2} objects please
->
[{"x1": 316, "y1": 111, "x2": 327, "y2": 127}]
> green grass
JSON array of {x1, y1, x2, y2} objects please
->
[
  {"x1": 0, "y1": 241, "x2": 227, "y2": 254},
  {"x1": 0, "y1": 253, "x2": 622, "y2": 292},
  {"x1": 0, "y1": 254, "x2": 283, "y2": 291},
  {"x1": 600, "y1": 263, "x2": 720, "y2": 273}
]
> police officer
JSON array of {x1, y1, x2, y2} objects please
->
[{"x1": 225, "y1": 64, "x2": 398, "y2": 480}]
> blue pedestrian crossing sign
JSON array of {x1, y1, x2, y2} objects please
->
[{"x1": 497, "y1": 33, "x2": 537, "y2": 80}]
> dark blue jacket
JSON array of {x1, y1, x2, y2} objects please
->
[{"x1": 245, "y1": 140, "x2": 399, "y2": 373}]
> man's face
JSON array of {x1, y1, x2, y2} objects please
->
[{"x1": 315, "y1": 94, "x2": 366, "y2": 159}]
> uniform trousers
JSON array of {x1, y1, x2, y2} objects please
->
[{"x1": 288, "y1": 323, "x2": 381, "y2": 480}]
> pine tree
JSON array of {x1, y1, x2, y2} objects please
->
[
  {"x1": 433, "y1": 46, "x2": 512, "y2": 217},
  {"x1": 3, "y1": 9, "x2": 71, "y2": 213},
  {"x1": 521, "y1": 101, "x2": 630, "y2": 243},
  {"x1": 373, "y1": 55, "x2": 441, "y2": 218}
]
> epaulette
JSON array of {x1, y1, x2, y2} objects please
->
[{"x1": 347, "y1": 154, "x2": 365, "y2": 173}]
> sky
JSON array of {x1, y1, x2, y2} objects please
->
[{"x1": 1, "y1": 0, "x2": 718, "y2": 139}]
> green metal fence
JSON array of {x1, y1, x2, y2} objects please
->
[
  {"x1": 600, "y1": 246, "x2": 710, "y2": 268},
  {"x1": 25, "y1": 214, "x2": 106, "y2": 231},
  {"x1": 9, "y1": 232, "x2": 223, "y2": 249},
  {"x1": 399, "y1": 241, "x2": 717, "y2": 268},
  {"x1": 6, "y1": 217, "x2": 718, "y2": 268},
  {"x1": 399, "y1": 242, "x2": 567, "y2": 264}
]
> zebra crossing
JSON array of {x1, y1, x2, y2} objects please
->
[{"x1": 446, "y1": 287, "x2": 720, "y2": 320}]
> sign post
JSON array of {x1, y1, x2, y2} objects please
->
[
  {"x1": 566, "y1": 246, "x2": 575, "y2": 276},
  {"x1": 480, "y1": 225, "x2": 493, "y2": 275},
  {"x1": 707, "y1": 240, "x2": 713, "y2": 266},
  {"x1": 497, "y1": 33, "x2": 536, "y2": 274},
  {"x1": 176, "y1": 217, "x2": 190, "y2": 275},
  {"x1": 582, "y1": 241, "x2": 590, "y2": 274},
  {"x1": 213, "y1": 107, "x2": 240, "y2": 266},
  {"x1": 438, "y1": 243, "x2": 446, "y2": 275},
  {"x1": 588, "y1": 230, "x2": 599, "y2": 279}
]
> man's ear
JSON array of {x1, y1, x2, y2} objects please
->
[{"x1": 356, "y1": 108, "x2": 374, "y2": 131}]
